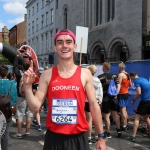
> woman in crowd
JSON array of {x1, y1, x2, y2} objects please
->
[
  {"x1": 85, "y1": 65, "x2": 103, "y2": 144},
  {"x1": 0, "y1": 65, "x2": 18, "y2": 150}
]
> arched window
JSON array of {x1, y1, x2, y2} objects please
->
[
  {"x1": 107, "y1": 0, "x2": 115, "y2": 22},
  {"x1": 112, "y1": 0, "x2": 115, "y2": 20},
  {"x1": 96, "y1": 0, "x2": 98, "y2": 25},
  {"x1": 56, "y1": 0, "x2": 58, "y2": 9},
  {"x1": 64, "y1": 7, "x2": 68, "y2": 29},
  {"x1": 96, "y1": 0, "x2": 103, "y2": 26},
  {"x1": 107, "y1": 0, "x2": 111, "y2": 22},
  {"x1": 100, "y1": 0, "x2": 102, "y2": 24}
]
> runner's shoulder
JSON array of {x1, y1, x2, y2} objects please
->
[
  {"x1": 118, "y1": 72, "x2": 124, "y2": 77},
  {"x1": 40, "y1": 68, "x2": 52, "y2": 82},
  {"x1": 81, "y1": 67, "x2": 92, "y2": 83},
  {"x1": 81, "y1": 67, "x2": 91, "y2": 75}
]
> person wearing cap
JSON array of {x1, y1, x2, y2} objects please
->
[
  {"x1": 32, "y1": 67, "x2": 44, "y2": 131},
  {"x1": 23, "y1": 29, "x2": 106, "y2": 150}
]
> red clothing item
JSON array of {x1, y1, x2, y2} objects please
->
[
  {"x1": 34, "y1": 77, "x2": 39, "y2": 84},
  {"x1": 119, "y1": 72, "x2": 130, "y2": 94},
  {"x1": 46, "y1": 66, "x2": 88, "y2": 135}
]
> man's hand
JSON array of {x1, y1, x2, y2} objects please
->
[
  {"x1": 16, "y1": 49, "x2": 21, "y2": 56},
  {"x1": 25, "y1": 52, "x2": 31, "y2": 57},
  {"x1": 131, "y1": 99, "x2": 135, "y2": 105},
  {"x1": 114, "y1": 96, "x2": 117, "y2": 99},
  {"x1": 96, "y1": 138, "x2": 106, "y2": 150},
  {"x1": 23, "y1": 60, "x2": 36, "y2": 86}
]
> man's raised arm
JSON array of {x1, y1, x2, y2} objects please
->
[{"x1": 23, "y1": 61, "x2": 49, "y2": 113}]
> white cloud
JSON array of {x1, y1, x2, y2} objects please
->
[
  {"x1": 0, "y1": 0, "x2": 27, "y2": 5},
  {"x1": 3, "y1": 2, "x2": 27, "y2": 15},
  {"x1": 8, "y1": 16, "x2": 24, "y2": 24},
  {"x1": 0, "y1": 20, "x2": 5, "y2": 32}
]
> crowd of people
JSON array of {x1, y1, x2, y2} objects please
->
[
  {"x1": 0, "y1": 29, "x2": 150, "y2": 150},
  {"x1": 0, "y1": 58, "x2": 49, "y2": 149}
]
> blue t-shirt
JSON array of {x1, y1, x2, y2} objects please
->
[
  {"x1": 0, "y1": 79, "x2": 18, "y2": 107},
  {"x1": 134, "y1": 77, "x2": 150, "y2": 100}
]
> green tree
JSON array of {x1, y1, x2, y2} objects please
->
[
  {"x1": 3, "y1": 39, "x2": 10, "y2": 45},
  {"x1": 0, "y1": 39, "x2": 10, "y2": 64}
]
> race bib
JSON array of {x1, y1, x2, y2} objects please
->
[{"x1": 52, "y1": 98, "x2": 77, "y2": 124}]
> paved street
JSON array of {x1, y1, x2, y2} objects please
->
[{"x1": 6, "y1": 112, "x2": 150, "y2": 150}]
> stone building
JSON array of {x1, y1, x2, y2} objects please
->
[
  {"x1": 9, "y1": 14, "x2": 27, "y2": 48},
  {"x1": 0, "y1": 26, "x2": 9, "y2": 43},
  {"x1": 26, "y1": 0, "x2": 56, "y2": 68},
  {"x1": 143, "y1": 0, "x2": 150, "y2": 59},
  {"x1": 56, "y1": 0, "x2": 150, "y2": 64}
]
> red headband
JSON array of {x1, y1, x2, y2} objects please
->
[{"x1": 54, "y1": 29, "x2": 76, "y2": 43}]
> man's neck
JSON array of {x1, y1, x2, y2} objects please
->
[
  {"x1": 135, "y1": 75, "x2": 139, "y2": 79},
  {"x1": 104, "y1": 72, "x2": 109, "y2": 74},
  {"x1": 57, "y1": 59, "x2": 76, "y2": 72},
  {"x1": 119, "y1": 69, "x2": 125, "y2": 73},
  {"x1": 103, "y1": 69, "x2": 109, "y2": 73}
]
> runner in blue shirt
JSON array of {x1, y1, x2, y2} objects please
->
[{"x1": 126, "y1": 72, "x2": 150, "y2": 142}]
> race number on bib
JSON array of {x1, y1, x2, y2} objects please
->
[{"x1": 52, "y1": 98, "x2": 77, "y2": 124}]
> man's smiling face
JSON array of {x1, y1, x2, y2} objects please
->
[{"x1": 54, "y1": 34, "x2": 77, "y2": 60}]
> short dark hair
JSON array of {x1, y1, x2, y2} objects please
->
[
  {"x1": 22, "y1": 60, "x2": 30, "y2": 71},
  {"x1": 129, "y1": 72, "x2": 137, "y2": 77},
  {"x1": 103, "y1": 62, "x2": 111, "y2": 71},
  {"x1": 7, "y1": 72, "x2": 13, "y2": 80},
  {"x1": 0, "y1": 65, "x2": 8, "y2": 78}
]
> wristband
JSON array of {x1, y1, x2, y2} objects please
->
[
  {"x1": 132, "y1": 99, "x2": 135, "y2": 102},
  {"x1": 98, "y1": 133, "x2": 105, "y2": 138}
]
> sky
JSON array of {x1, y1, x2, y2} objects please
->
[{"x1": 0, "y1": 0, "x2": 28, "y2": 31}]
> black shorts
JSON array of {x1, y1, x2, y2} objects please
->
[
  {"x1": 136, "y1": 100, "x2": 150, "y2": 115},
  {"x1": 102, "y1": 96, "x2": 118, "y2": 113},
  {"x1": 84, "y1": 102, "x2": 90, "y2": 112},
  {"x1": 43, "y1": 129, "x2": 90, "y2": 150},
  {"x1": 117, "y1": 93, "x2": 129, "y2": 107}
]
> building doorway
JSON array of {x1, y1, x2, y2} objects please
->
[
  {"x1": 112, "y1": 44, "x2": 127, "y2": 62},
  {"x1": 90, "y1": 45, "x2": 105, "y2": 64},
  {"x1": 143, "y1": 51, "x2": 150, "y2": 59},
  {"x1": 120, "y1": 51, "x2": 127, "y2": 62}
]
